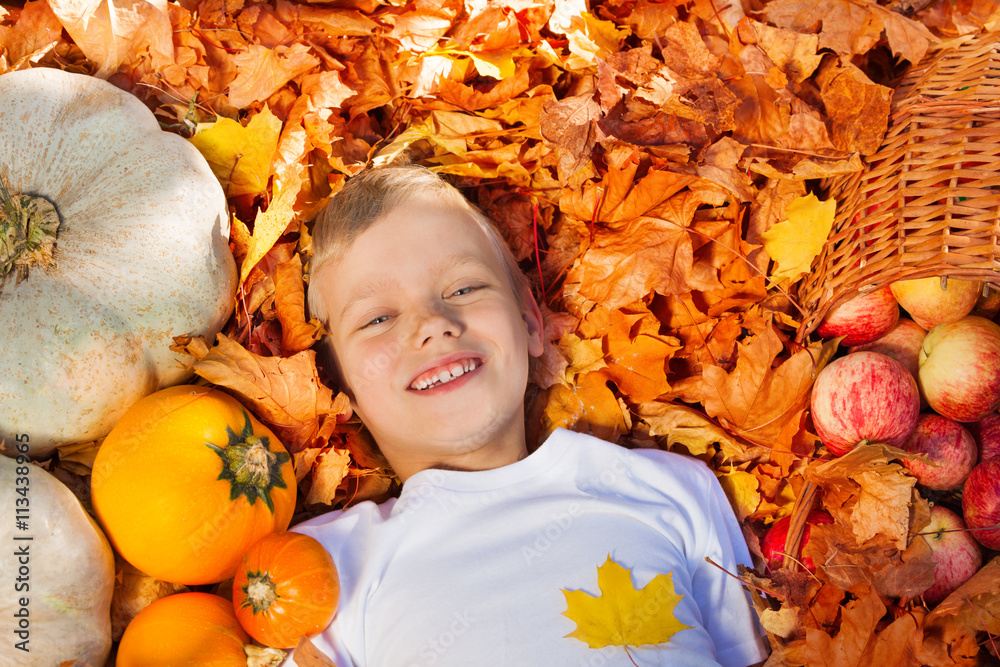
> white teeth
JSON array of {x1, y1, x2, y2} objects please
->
[{"x1": 411, "y1": 359, "x2": 480, "y2": 390}]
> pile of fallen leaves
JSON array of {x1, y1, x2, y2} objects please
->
[{"x1": 4, "y1": 0, "x2": 1000, "y2": 663}]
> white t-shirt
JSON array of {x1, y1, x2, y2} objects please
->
[{"x1": 289, "y1": 428, "x2": 769, "y2": 667}]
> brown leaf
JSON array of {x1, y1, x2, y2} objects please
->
[
  {"x1": 273, "y1": 253, "x2": 323, "y2": 353},
  {"x1": 817, "y1": 57, "x2": 891, "y2": 156},
  {"x1": 568, "y1": 216, "x2": 692, "y2": 311},
  {"x1": 304, "y1": 447, "x2": 352, "y2": 506},
  {"x1": 804, "y1": 587, "x2": 884, "y2": 666},
  {"x1": 699, "y1": 320, "x2": 835, "y2": 460},
  {"x1": 172, "y1": 334, "x2": 351, "y2": 453},
  {"x1": 540, "y1": 93, "x2": 600, "y2": 178},
  {"x1": 0, "y1": 0, "x2": 62, "y2": 68},
  {"x1": 727, "y1": 72, "x2": 787, "y2": 146},
  {"x1": 762, "y1": 0, "x2": 885, "y2": 58},
  {"x1": 875, "y1": 4, "x2": 938, "y2": 65},
  {"x1": 735, "y1": 17, "x2": 823, "y2": 84},
  {"x1": 919, "y1": 556, "x2": 1000, "y2": 667},
  {"x1": 636, "y1": 401, "x2": 745, "y2": 459},
  {"x1": 805, "y1": 445, "x2": 919, "y2": 549},
  {"x1": 48, "y1": 0, "x2": 173, "y2": 77},
  {"x1": 228, "y1": 43, "x2": 321, "y2": 108},
  {"x1": 292, "y1": 635, "x2": 340, "y2": 667}
]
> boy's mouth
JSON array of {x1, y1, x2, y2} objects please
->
[{"x1": 409, "y1": 358, "x2": 483, "y2": 391}]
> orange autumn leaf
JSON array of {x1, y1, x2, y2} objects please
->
[
  {"x1": 171, "y1": 334, "x2": 351, "y2": 453},
  {"x1": 597, "y1": 309, "x2": 681, "y2": 403},
  {"x1": 304, "y1": 447, "x2": 352, "y2": 506},
  {"x1": 0, "y1": 0, "x2": 62, "y2": 68},
  {"x1": 273, "y1": 253, "x2": 323, "y2": 353},
  {"x1": 228, "y1": 43, "x2": 321, "y2": 109},
  {"x1": 699, "y1": 320, "x2": 837, "y2": 456},
  {"x1": 542, "y1": 371, "x2": 628, "y2": 444},
  {"x1": 47, "y1": 0, "x2": 173, "y2": 77},
  {"x1": 567, "y1": 216, "x2": 692, "y2": 311}
]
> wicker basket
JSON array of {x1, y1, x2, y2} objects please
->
[{"x1": 795, "y1": 30, "x2": 1000, "y2": 342}]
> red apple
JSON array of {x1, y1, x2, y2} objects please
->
[
  {"x1": 919, "y1": 316, "x2": 1000, "y2": 422},
  {"x1": 811, "y1": 351, "x2": 921, "y2": 456},
  {"x1": 899, "y1": 414, "x2": 977, "y2": 490},
  {"x1": 962, "y1": 457, "x2": 1000, "y2": 550},
  {"x1": 761, "y1": 510, "x2": 833, "y2": 572},
  {"x1": 890, "y1": 276, "x2": 981, "y2": 330},
  {"x1": 850, "y1": 317, "x2": 925, "y2": 382},
  {"x1": 969, "y1": 412, "x2": 1000, "y2": 462},
  {"x1": 816, "y1": 286, "x2": 899, "y2": 346},
  {"x1": 972, "y1": 286, "x2": 1000, "y2": 320},
  {"x1": 920, "y1": 505, "x2": 983, "y2": 606}
]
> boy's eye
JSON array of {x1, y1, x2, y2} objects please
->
[
  {"x1": 450, "y1": 285, "x2": 481, "y2": 297},
  {"x1": 363, "y1": 315, "x2": 391, "y2": 328}
]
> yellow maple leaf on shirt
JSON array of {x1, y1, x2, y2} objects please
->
[
  {"x1": 760, "y1": 192, "x2": 835, "y2": 280},
  {"x1": 562, "y1": 555, "x2": 692, "y2": 650}
]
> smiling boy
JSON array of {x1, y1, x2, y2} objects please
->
[{"x1": 292, "y1": 165, "x2": 769, "y2": 666}]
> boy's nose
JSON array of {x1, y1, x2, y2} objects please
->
[{"x1": 411, "y1": 307, "x2": 464, "y2": 346}]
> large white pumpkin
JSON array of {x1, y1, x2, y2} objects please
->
[
  {"x1": 0, "y1": 67, "x2": 237, "y2": 458},
  {"x1": 0, "y1": 453, "x2": 116, "y2": 666}
]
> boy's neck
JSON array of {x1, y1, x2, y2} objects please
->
[{"x1": 391, "y1": 433, "x2": 530, "y2": 484}]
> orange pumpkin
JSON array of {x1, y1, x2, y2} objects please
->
[
  {"x1": 233, "y1": 531, "x2": 341, "y2": 648},
  {"x1": 91, "y1": 385, "x2": 296, "y2": 585},
  {"x1": 117, "y1": 592, "x2": 249, "y2": 666}
]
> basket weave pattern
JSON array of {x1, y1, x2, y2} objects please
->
[{"x1": 796, "y1": 31, "x2": 1000, "y2": 339}]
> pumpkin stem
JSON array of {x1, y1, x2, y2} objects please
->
[
  {"x1": 0, "y1": 173, "x2": 60, "y2": 284},
  {"x1": 241, "y1": 571, "x2": 280, "y2": 614},
  {"x1": 207, "y1": 411, "x2": 290, "y2": 513}
]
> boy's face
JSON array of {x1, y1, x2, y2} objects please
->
[{"x1": 315, "y1": 194, "x2": 544, "y2": 480}]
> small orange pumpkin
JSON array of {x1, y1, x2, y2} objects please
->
[
  {"x1": 233, "y1": 531, "x2": 341, "y2": 648},
  {"x1": 117, "y1": 592, "x2": 249, "y2": 666},
  {"x1": 91, "y1": 385, "x2": 296, "y2": 585}
]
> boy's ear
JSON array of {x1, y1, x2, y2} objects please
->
[{"x1": 521, "y1": 287, "x2": 545, "y2": 358}]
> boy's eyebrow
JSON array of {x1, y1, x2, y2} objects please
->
[{"x1": 340, "y1": 276, "x2": 402, "y2": 319}]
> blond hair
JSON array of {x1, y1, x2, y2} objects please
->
[{"x1": 307, "y1": 165, "x2": 532, "y2": 328}]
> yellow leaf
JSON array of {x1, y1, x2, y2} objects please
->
[
  {"x1": 559, "y1": 333, "x2": 607, "y2": 378},
  {"x1": 562, "y1": 555, "x2": 692, "y2": 649},
  {"x1": 716, "y1": 469, "x2": 761, "y2": 523},
  {"x1": 760, "y1": 192, "x2": 835, "y2": 280},
  {"x1": 428, "y1": 47, "x2": 516, "y2": 80},
  {"x1": 240, "y1": 166, "x2": 305, "y2": 285},
  {"x1": 189, "y1": 106, "x2": 282, "y2": 198}
]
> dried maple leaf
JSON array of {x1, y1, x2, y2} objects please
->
[
  {"x1": 804, "y1": 444, "x2": 919, "y2": 549},
  {"x1": 636, "y1": 401, "x2": 744, "y2": 459},
  {"x1": 542, "y1": 371, "x2": 628, "y2": 443},
  {"x1": 816, "y1": 58, "x2": 892, "y2": 156},
  {"x1": 804, "y1": 586, "x2": 924, "y2": 667},
  {"x1": 47, "y1": 0, "x2": 173, "y2": 77},
  {"x1": 273, "y1": 253, "x2": 323, "y2": 353},
  {"x1": 562, "y1": 555, "x2": 693, "y2": 651},
  {"x1": 760, "y1": 192, "x2": 836, "y2": 281},
  {"x1": 918, "y1": 556, "x2": 1000, "y2": 667},
  {"x1": 568, "y1": 215, "x2": 692, "y2": 310},
  {"x1": 304, "y1": 447, "x2": 352, "y2": 506},
  {"x1": 239, "y1": 164, "x2": 305, "y2": 285},
  {"x1": 228, "y1": 43, "x2": 321, "y2": 109},
  {"x1": 171, "y1": 334, "x2": 351, "y2": 453},
  {"x1": 0, "y1": 0, "x2": 62, "y2": 69},
  {"x1": 699, "y1": 319, "x2": 836, "y2": 463},
  {"x1": 188, "y1": 105, "x2": 281, "y2": 198}
]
